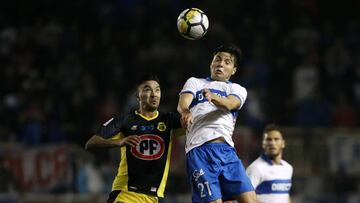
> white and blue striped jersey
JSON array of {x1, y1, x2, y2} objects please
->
[
  {"x1": 246, "y1": 154, "x2": 293, "y2": 203},
  {"x1": 179, "y1": 77, "x2": 247, "y2": 153}
]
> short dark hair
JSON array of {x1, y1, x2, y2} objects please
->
[
  {"x1": 212, "y1": 44, "x2": 242, "y2": 67},
  {"x1": 263, "y1": 123, "x2": 283, "y2": 138},
  {"x1": 136, "y1": 74, "x2": 160, "y2": 87}
]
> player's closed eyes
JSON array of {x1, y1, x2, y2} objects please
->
[
  {"x1": 143, "y1": 88, "x2": 161, "y2": 94},
  {"x1": 215, "y1": 57, "x2": 232, "y2": 65}
]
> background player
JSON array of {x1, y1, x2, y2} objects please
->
[
  {"x1": 177, "y1": 44, "x2": 257, "y2": 203},
  {"x1": 246, "y1": 124, "x2": 293, "y2": 203},
  {"x1": 85, "y1": 74, "x2": 184, "y2": 203}
]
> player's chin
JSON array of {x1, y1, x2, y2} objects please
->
[
  {"x1": 268, "y1": 151, "x2": 280, "y2": 157},
  {"x1": 211, "y1": 74, "x2": 226, "y2": 81},
  {"x1": 147, "y1": 104, "x2": 159, "y2": 111}
]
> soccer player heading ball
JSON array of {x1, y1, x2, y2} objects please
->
[{"x1": 177, "y1": 44, "x2": 257, "y2": 203}]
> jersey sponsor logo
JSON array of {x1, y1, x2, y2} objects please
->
[
  {"x1": 139, "y1": 125, "x2": 154, "y2": 131},
  {"x1": 130, "y1": 134, "x2": 165, "y2": 160},
  {"x1": 256, "y1": 179, "x2": 292, "y2": 194},
  {"x1": 157, "y1": 122, "x2": 166, "y2": 131},
  {"x1": 197, "y1": 89, "x2": 227, "y2": 101},
  {"x1": 190, "y1": 89, "x2": 228, "y2": 109},
  {"x1": 271, "y1": 183, "x2": 291, "y2": 191}
]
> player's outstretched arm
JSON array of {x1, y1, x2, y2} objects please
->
[
  {"x1": 85, "y1": 135, "x2": 141, "y2": 149},
  {"x1": 177, "y1": 93, "x2": 194, "y2": 130},
  {"x1": 202, "y1": 89, "x2": 241, "y2": 110}
]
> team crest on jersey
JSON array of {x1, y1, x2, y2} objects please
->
[
  {"x1": 157, "y1": 122, "x2": 166, "y2": 131},
  {"x1": 130, "y1": 134, "x2": 165, "y2": 160},
  {"x1": 131, "y1": 125, "x2": 137, "y2": 131}
]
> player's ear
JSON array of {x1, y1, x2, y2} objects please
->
[
  {"x1": 262, "y1": 139, "x2": 266, "y2": 150},
  {"x1": 232, "y1": 66, "x2": 237, "y2": 75},
  {"x1": 135, "y1": 90, "x2": 140, "y2": 101}
]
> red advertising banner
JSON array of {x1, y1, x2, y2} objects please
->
[{"x1": 1, "y1": 144, "x2": 72, "y2": 192}]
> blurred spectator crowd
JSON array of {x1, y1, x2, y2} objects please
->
[{"x1": 0, "y1": 0, "x2": 359, "y2": 147}]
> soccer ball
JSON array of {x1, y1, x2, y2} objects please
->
[{"x1": 177, "y1": 8, "x2": 209, "y2": 40}]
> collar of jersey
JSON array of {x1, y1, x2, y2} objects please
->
[
  {"x1": 135, "y1": 110, "x2": 159, "y2": 121},
  {"x1": 206, "y1": 76, "x2": 232, "y2": 84},
  {"x1": 261, "y1": 153, "x2": 283, "y2": 165}
]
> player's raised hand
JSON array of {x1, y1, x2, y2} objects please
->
[
  {"x1": 180, "y1": 110, "x2": 193, "y2": 132},
  {"x1": 116, "y1": 135, "x2": 141, "y2": 147},
  {"x1": 202, "y1": 88, "x2": 213, "y2": 103}
]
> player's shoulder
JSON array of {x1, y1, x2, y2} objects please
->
[
  {"x1": 109, "y1": 110, "x2": 139, "y2": 125},
  {"x1": 228, "y1": 81, "x2": 246, "y2": 90},
  {"x1": 157, "y1": 111, "x2": 182, "y2": 130},
  {"x1": 158, "y1": 110, "x2": 174, "y2": 117},
  {"x1": 120, "y1": 110, "x2": 137, "y2": 120},
  {"x1": 102, "y1": 112, "x2": 130, "y2": 126},
  {"x1": 186, "y1": 77, "x2": 206, "y2": 83},
  {"x1": 281, "y1": 159, "x2": 294, "y2": 170},
  {"x1": 247, "y1": 156, "x2": 266, "y2": 171},
  {"x1": 158, "y1": 111, "x2": 180, "y2": 119}
]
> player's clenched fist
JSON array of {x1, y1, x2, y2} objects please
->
[{"x1": 202, "y1": 88, "x2": 213, "y2": 103}]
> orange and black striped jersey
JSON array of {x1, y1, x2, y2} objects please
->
[{"x1": 97, "y1": 110, "x2": 182, "y2": 197}]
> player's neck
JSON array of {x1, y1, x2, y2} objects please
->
[
  {"x1": 271, "y1": 155, "x2": 282, "y2": 165},
  {"x1": 209, "y1": 76, "x2": 229, "y2": 82},
  {"x1": 138, "y1": 109, "x2": 158, "y2": 118}
]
